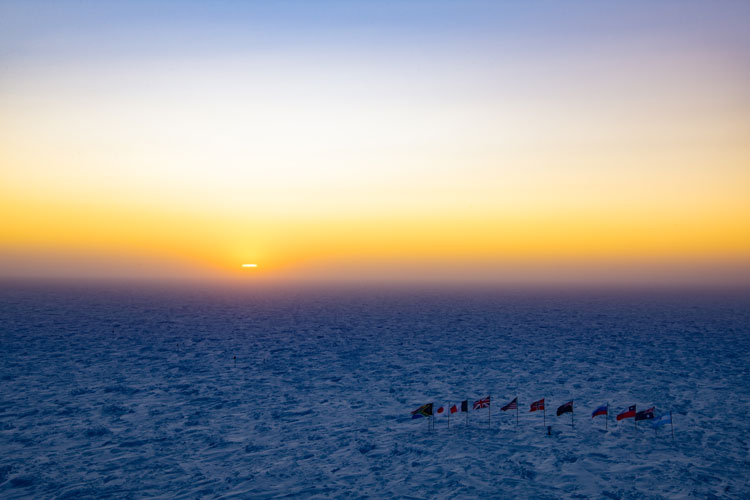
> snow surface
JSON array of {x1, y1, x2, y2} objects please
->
[{"x1": 1, "y1": 283, "x2": 749, "y2": 499}]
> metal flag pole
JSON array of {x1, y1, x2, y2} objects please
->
[
  {"x1": 543, "y1": 402, "x2": 546, "y2": 428},
  {"x1": 488, "y1": 395, "x2": 491, "y2": 429},
  {"x1": 605, "y1": 403, "x2": 608, "y2": 431},
  {"x1": 670, "y1": 411, "x2": 675, "y2": 440},
  {"x1": 516, "y1": 400, "x2": 519, "y2": 426},
  {"x1": 571, "y1": 401, "x2": 574, "y2": 429},
  {"x1": 448, "y1": 406, "x2": 451, "y2": 430}
]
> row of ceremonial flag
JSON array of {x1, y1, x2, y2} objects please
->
[{"x1": 411, "y1": 396, "x2": 674, "y2": 435}]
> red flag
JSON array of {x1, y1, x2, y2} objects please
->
[
  {"x1": 450, "y1": 404, "x2": 458, "y2": 414},
  {"x1": 530, "y1": 399, "x2": 545, "y2": 412},
  {"x1": 616, "y1": 405, "x2": 636, "y2": 421}
]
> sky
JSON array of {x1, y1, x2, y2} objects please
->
[{"x1": 1, "y1": 0, "x2": 749, "y2": 285}]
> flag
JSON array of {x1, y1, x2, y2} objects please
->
[
  {"x1": 652, "y1": 412, "x2": 672, "y2": 428},
  {"x1": 473, "y1": 396, "x2": 490, "y2": 410},
  {"x1": 501, "y1": 397, "x2": 518, "y2": 411},
  {"x1": 591, "y1": 404, "x2": 608, "y2": 418},
  {"x1": 435, "y1": 405, "x2": 446, "y2": 417},
  {"x1": 616, "y1": 405, "x2": 636, "y2": 421},
  {"x1": 411, "y1": 403, "x2": 433, "y2": 419},
  {"x1": 450, "y1": 404, "x2": 458, "y2": 414},
  {"x1": 635, "y1": 407, "x2": 655, "y2": 421},
  {"x1": 461, "y1": 400, "x2": 468, "y2": 412},
  {"x1": 556, "y1": 401, "x2": 573, "y2": 416},
  {"x1": 530, "y1": 399, "x2": 545, "y2": 412}
]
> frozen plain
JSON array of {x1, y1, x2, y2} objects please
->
[{"x1": 1, "y1": 282, "x2": 749, "y2": 499}]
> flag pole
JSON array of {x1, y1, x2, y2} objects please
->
[
  {"x1": 488, "y1": 395, "x2": 491, "y2": 429},
  {"x1": 605, "y1": 403, "x2": 608, "y2": 431},
  {"x1": 571, "y1": 401, "x2": 574, "y2": 429},
  {"x1": 543, "y1": 403, "x2": 546, "y2": 428},
  {"x1": 670, "y1": 411, "x2": 674, "y2": 440},
  {"x1": 516, "y1": 400, "x2": 519, "y2": 426},
  {"x1": 448, "y1": 406, "x2": 451, "y2": 429}
]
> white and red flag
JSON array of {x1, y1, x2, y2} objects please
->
[
  {"x1": 530, "y1": 399, "x2": 545, "y2": 412},
  {"x1": 617, "y1": 405, "x2": 636, "y2": 421}
]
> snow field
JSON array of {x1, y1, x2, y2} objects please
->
[{"x1": 1, "y1": 284, "x2": 748, "y2": 498}]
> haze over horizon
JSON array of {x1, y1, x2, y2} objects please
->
[{"x1": 2, "y1": 1, "x2": 749, "y2": 286}]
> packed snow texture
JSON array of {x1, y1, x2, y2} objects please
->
[{"x1": 1, "y1": 283, "x2": 749, "y2": 499}]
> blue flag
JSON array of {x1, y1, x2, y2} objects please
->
[{"x1": 652, "y1": 412, "x2": 672, "y2": 428}]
